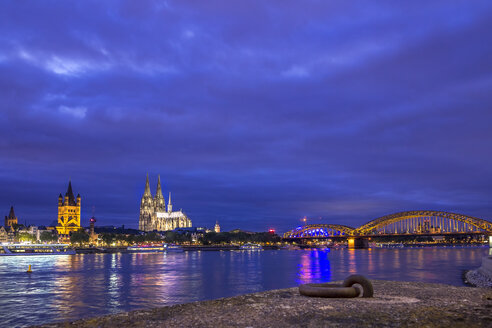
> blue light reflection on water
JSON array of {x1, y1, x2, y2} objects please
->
[{"x1": 0, "y1": 247, "x2": 488, "y2": 327}]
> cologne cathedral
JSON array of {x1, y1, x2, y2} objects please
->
[{"x1": 139, "y1": 175, "x2": 192, "y2": 232}]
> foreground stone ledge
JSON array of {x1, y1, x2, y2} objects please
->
[{"x1": 38, "y1": 280, "x2": 492, "y2": 328}]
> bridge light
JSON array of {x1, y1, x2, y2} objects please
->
[{"x1": 348, "y1": 238, "x2": 355, "y2": 249}]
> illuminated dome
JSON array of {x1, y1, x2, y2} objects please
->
[{"x1": 89, "y1": 216, "x2": 97, "y2": 223}]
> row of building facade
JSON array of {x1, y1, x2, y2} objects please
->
[
  {"x1": 1, "y1": 206, "x2": 54, "y2": 243},
  {"x1": 1, "y1": 176, "x2": 207, "y2": 243}
]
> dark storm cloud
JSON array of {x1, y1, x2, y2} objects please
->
[{"x1": 1, "y1": 1, "x2": 492, "y2": 232}]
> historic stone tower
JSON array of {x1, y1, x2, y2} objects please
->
[
  {"x1": 154, "y1": 175, "x2": 166, "y2": 213},
  {"x1": 56, "y1": 181, "x2": 81, "y2": 235},
  {"x1": 4, "y1": 206, "x2": 18, "y2": 230},
  {"x1": 139, "y1": 174, "x2": 154, "y2": 231}
]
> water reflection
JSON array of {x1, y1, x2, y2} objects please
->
[
  {"x1": 347, "y1": 249, "x2": 356, "y2": 274},
  {"x1": 0, "y1": 247, "x2": 488, "y2": 327},
  {"x1": 296, "y1": 249, "x2": 331, "y2": 283}
]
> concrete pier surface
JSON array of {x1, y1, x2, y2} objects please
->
[
  {"x1": 37, "y1": 280, "x2": 492, "y2": 328},
  {"x1": 465, "y1": 255, "x2": 492, "y2": 288}
]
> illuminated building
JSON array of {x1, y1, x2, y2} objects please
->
[
  {"x1": 56, "y1": 181, "x2": 81, "y2": 235},
  {"x1": 89, "y1": 216, "x2": 98, "y2": 245},
  {"x1": 4, "y1": 206, "x2": 18, "y2": 229},
  {"x1": 214, "y1": 221, "x2": 220, "y2": 233},
  {"x1": 139, "y1": 175, "x2": 192, "y2": 231},
  {"x1": 0, "y1": 226, "x2": 8, "y2": 243}
]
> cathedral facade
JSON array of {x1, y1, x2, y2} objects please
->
[{"x1": 139, "y1": 175, "x2": 192, "y2": 232}]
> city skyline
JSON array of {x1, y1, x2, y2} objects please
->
[{"x1": 1, "y1": 1, "x2": 492, "y2": 232}]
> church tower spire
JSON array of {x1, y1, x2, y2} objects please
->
[
  {"x1": 5, "y1": 206, "x2": 18, "y2": 229},
  {"x1": 139, "y1": 174, "x2": 155, "y2": 231},
  {"x1": 167, "y1": 192, "x2": 173, "y2": 213},
  {"x1": 153, "y1": 175, "x2": 166, "y2": 212},
  {"x1": 156, "y1": 175, "x2": 163, "y2": 198},
  {"x1": 8, "y1": 206, "x2": 15, "y2": 219},
  {"x1": 143, "y1": 173, "x2": 152, "y2": 197}
]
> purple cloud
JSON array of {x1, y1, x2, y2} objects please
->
[{"x1": 1, "y1": 1, "x2": 492, "y2": 232}]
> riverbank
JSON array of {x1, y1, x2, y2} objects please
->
[
  {"x1": 74, "y1": 245, "x2": 281, "y2": 253},
  {"x1": 465, "y1": 255, "x2": 492, "y2": 288},
  {"x1": 37, "y1": 280, "x2": 492, "y2": 328},
  {"x1": 73, "y1": 244, "x2": 487, "y2": 254}
]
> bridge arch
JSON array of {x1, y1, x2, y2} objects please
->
[
  {"x1": 283, "y1": 224, "x2": 355, "y2": 239},
  {"x1": 355, "y1": 210, "x2": 492, "y2": 235}
]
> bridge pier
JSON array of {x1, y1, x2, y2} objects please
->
[{"x1": 348, "y1": 237, "x2": 369, "y2": 249}]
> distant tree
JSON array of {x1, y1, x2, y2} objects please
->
[
  {"x1": 17, "y1": 232, "x2": 36, "y2": 243},
  {"x1": 125, "y1": 234, "x2": 135, "y2": 245},
  {"x1": 231, "y1": 232, "x2": 249, "y2": 243},
  {"x1": 11, "y1": 223, "x2": 23, "y2": 232},
  {"x1": 201, "y1": 232, "x2": 216, "y2": 245},
  {"x1": 115, "y1": 233, "x2": 128, "y2": 245},
  {"x1": 145, "y1": 232, "x2": 163, "y2": 242},
  {"x1": 176, "y1": 233, "x2": 191, "y2": 244},
  {"x1": 70, "y1": 229, "x2": 89, "y2": 246},
  {"x1": 214, "y1": 232, "x2": 231, "y2": 244},
  {"x1": 101, "y1": 233, "x2": 115, "y2": 246},
  {"x1": 164, "y1": 231, "x2": 177, "y2": 243},
  {"x1": 40, "y1": 231, "x2": 58, "y2": 243},
  {"x1": 134, "y1": 234, "x2": 146, "y2": 244}
]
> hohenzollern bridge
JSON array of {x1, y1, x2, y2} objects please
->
[{"x1": 283, "y1": 211, "x2": 492, "y2": 240}]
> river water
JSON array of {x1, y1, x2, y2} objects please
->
[{"x1": 0, "y1": 246, "x2": 488, "y2": 327}]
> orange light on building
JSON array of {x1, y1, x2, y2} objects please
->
[{"x1": 348, "y1": 238, "x2": 355, "y2": 249}]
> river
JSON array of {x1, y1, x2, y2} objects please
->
[{"x1": 0, "y1": 246, "x2": 488, "y2": 327}]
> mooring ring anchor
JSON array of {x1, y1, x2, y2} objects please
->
[
  {"x1": 342, "y1": 274, "x2": 374, "y2": 298},
  {"x1": 299, "y1": 275, "x2": 374, "y2": 298},
  {"x1": 299, "y1": 283, "x2": 360, "y2": 298}
]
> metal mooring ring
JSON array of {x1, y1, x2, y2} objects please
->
[
  {"x1": 299, "y1": 275, "x2": 373, "y2": 298},
  {"x1": 299, "y1": 283, "x2": 360, "y2": 298},
  {"x1": 342, "y1": 274, "x2": 374, "y2": 298}
]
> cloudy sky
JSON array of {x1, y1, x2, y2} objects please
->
[{"x1": 1, "y1": 1, "x2": 491, "y2": 232}]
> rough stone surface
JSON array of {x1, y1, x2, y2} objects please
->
[
  {"x1": 37, "y1": 280, "x2": 492, "y2": 328},
  {"x1": 466, "y1": 269, "x2": 492, "y2": 288}
]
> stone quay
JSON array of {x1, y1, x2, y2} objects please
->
[{"x1": 37, "y1": 280, "x2": 492, "y2": 328}]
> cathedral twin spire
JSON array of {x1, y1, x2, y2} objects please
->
[
  {"x1": 143, "y1": 174, "x2": 170, "y2": 213},
  {"x1": 144, "y1": 173, "x2": 152, "y2": 197},
  {"x1": 156, "y1": 175, "x2": 163, "y2": 198},
  {"x1": 139, "y1": 174, "x2": 192, "y2": 232}
]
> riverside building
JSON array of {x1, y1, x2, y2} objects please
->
[{"x1": 138, "y1": 175, "x2": 192, "y2": 232}]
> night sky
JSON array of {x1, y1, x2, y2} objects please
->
[{"x1": 1, "y1": 1, "x2": 492, "y2": 233}]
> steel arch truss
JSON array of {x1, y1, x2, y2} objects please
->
[
  {"x1": 355, "y1": 211, "x2": 492, "y2": 235},
  {"x1": 283, "y1": 224, "x2": 355, "y2": 238}
]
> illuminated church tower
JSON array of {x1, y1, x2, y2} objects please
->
[
  {"x1": 139, "y1": 174, "x2": 154, "y2": 231},
  {"x1": 56, "y1": 181, "x2": 81, "y2": 235},
  {"x1": 154, "y1": 175, "x2": 166, "y2": 213}
]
